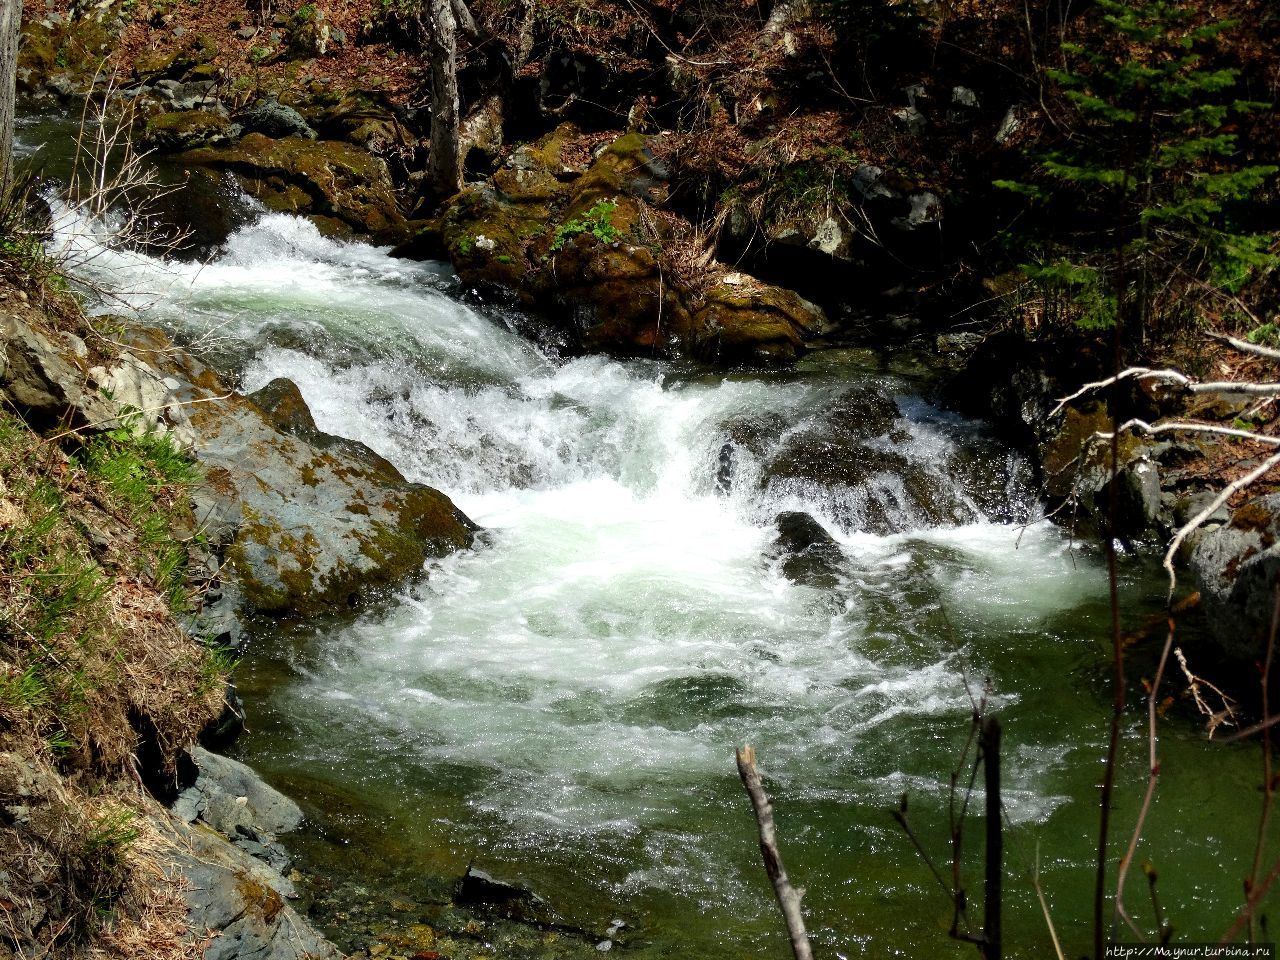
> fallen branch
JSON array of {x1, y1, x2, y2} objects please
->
[
  {"x1": 1049, "y1": 368, "x2": 1280, "y2": 420},
  {"x1": 1205, "y1": 331, "x2": 1280, "y2": 364},
  {"x1": 736, "y1": 745, "x2": 813, "y2": 960}
]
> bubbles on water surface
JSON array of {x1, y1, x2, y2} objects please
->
[{"x1": 67, "y1": 203, "x2": 1125, "y2": 951}]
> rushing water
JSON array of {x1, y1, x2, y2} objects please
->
[{"x1": 45, "y1": 175, "x2": 1276, "y2": 957}]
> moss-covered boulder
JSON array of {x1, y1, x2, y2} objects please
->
[
  {"x1": 691, "y1": 276, "x2": 826, "y2": 366},
  {"x1": 0, "y1": 317, "x2": 475, "y2": 616},
  {"x1": 141, "y1": 110, "x2": 238, "y2": 152},
  {"x1": 188, "y1": 378, "x2": 476, "y2": 616},
  {"x1": 411, "y1": 124, "x2": 828, "y2": 367},
  {"x1": 174, "y1": 133, "x2": 408, "y2": 242}
]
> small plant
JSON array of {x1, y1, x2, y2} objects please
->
[
  {"x1": 550, "y1": 200, "x2": 621, "y2": 253},
  {"x1": 84, "y1": 806, "x2": 141, "y2": 854},
  {"x1": 294, "y1": 2, "x2": 316, "y2": 21},
  {"x1": 0, "y1": 664, "x2": 48, "y2": 710}
]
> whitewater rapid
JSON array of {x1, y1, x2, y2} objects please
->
[{"x1": 58, "y1": 204, "x2": 1195, "y2": 957}]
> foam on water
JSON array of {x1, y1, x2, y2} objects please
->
[{"x1": 56, "y1": 204, "x2": 1148, "y2": 952}]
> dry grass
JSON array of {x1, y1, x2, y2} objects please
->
[{"x1": 0, "y1": 375, "x2": 225, "y2": 958}]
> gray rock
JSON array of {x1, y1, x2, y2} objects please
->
[
  {"x1": 892, "y1": 191, "x2": 942, "y2": 229},
  {"x1": 0, "y1": 317, "x2": 477, "y2": 615},
  {"x1": 952, "y1": 85, "x2": 979, "y2": 108},
  {"x1": 172, "y1": 747, "x2": 302, "y2": 885},
  {"x1": 996, "y1": 105, "x2": 1025, "y2": 145},
  {"x1": 892, "y1": 104, "x2": 927, "y2": 136},
  {"x1": 0, "y1": 316, "x2": 84, "y2": 422},
  {"x1": 808, "y1": 216, "x2": 843, "y2": 256},
  {"x1": 1109, "y1": 457, "x2": 1161, "y2": 541},
  {"x1": 903, "y1": 82, "x2": 927, "y2": 107},
  {"x1": 175, "y1": 747, "x2": 302, "y2": 836},
  {"x1": 1190, "y1": 495, "x2": 1280, "y2": 661},
  {"x1": 236, "y1": 98, "x2": 317, "y2": 140},
  {"x1": 851, "y1": 164, "x2": 896, "y2": 202},
  {"x1": 236, "y1": 25, "x2": 258, "y2": 39},
  {"x1": 160, "y1": 814, "x2": 341, "y2": 960},
  {"x1": 1174, "y1": 489, "x2": 1231, "y2": 528}
]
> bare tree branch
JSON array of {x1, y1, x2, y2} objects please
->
[
  {"x1": 1113, "y1": 623, "x2": 1174, "y2": 938},
  {"x1": 1049, "y1": 368, "x2": 1280, "y2": 420},
  {"x1": 736, "y1": 745, "x2": 813, "y2": 960},
  {"x1": 1206, "y1": 331, "x2": 1280, "y2": 364},
  {"x1": 1163, "y1": 449, "x2": 1280, "y2": 601}
]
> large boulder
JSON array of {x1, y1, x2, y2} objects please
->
[
  {"x1": 1190, "y1": 495, "x2": 1280, "y2": 662},
  {"x1": 141, "y1": 110, "x2": 239, "y2": 152},
  {"x1": 174, "y1": 133, "x2": 408, "y2": 241},
  {"x1": 404, "y1": 125, "x2": 829, "y2": 367},
  {"x1": 0, "y1": 316, "x2": 476, "y2": 616}
]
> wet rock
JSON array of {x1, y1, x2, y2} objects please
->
[
  {"x1": 456, "y1": 867, "x2": 559, "y2": 926},
  {"x1": 176, "y1": 132, "x2": 406, "y2": 241},
  {"x1": 758, "y1": 388, "x2": 973, "y2": 534},
  {"x1": 826, "y1": 386, "x2": 903, "y2": 440},
  {"x1": 247, "y1": 376, "x2": 319, "y2": 436},
  {"x1": 770, "y1": 511, "x2": 845, "y2": 588}
]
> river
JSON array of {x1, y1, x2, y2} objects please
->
[{"x1": 30, "y1": 123, "x2": 1273, "y2": 957}]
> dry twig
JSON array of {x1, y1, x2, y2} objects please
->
[{"x1": 736, "y1": 745, "x2": 813, "y2": 960}]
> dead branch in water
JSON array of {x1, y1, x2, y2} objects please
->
[{"x1": 736, "y1": 745, "x2": 814, "y2": 960}]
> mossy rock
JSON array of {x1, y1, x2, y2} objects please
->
[
  {"x1": 426, "y1": 127, "x2": 826, "y2": 367},
  {"x1": 17, "y1": 16, "x2": 117, "y2": 92},
  {"x1": 691, "y1": 279, "x2": 827, "y2": 366},
  {"x1": 133, "y1": 49, "x2": 194, "y2": 82},
  {"x1": 141, "y1": 110, "x2": 236, "y2": 152},
  {"x1": 174, "y1": 133, "x2": 409, "y2": 242}
]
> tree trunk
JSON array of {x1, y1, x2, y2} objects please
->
[
  {"x1": 424, "y1": 0, "x2": 461, "y2": 199},
  {"x1": 0, "y1": 0, "x2": 21, "y2": 189}
]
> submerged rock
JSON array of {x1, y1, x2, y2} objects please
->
[
  {"x1": 770, "y1": 511, "x2": 845, "y2": 588},
  {"x1": 456, "y1": 866, "x2": 561, "y2": 927}
]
